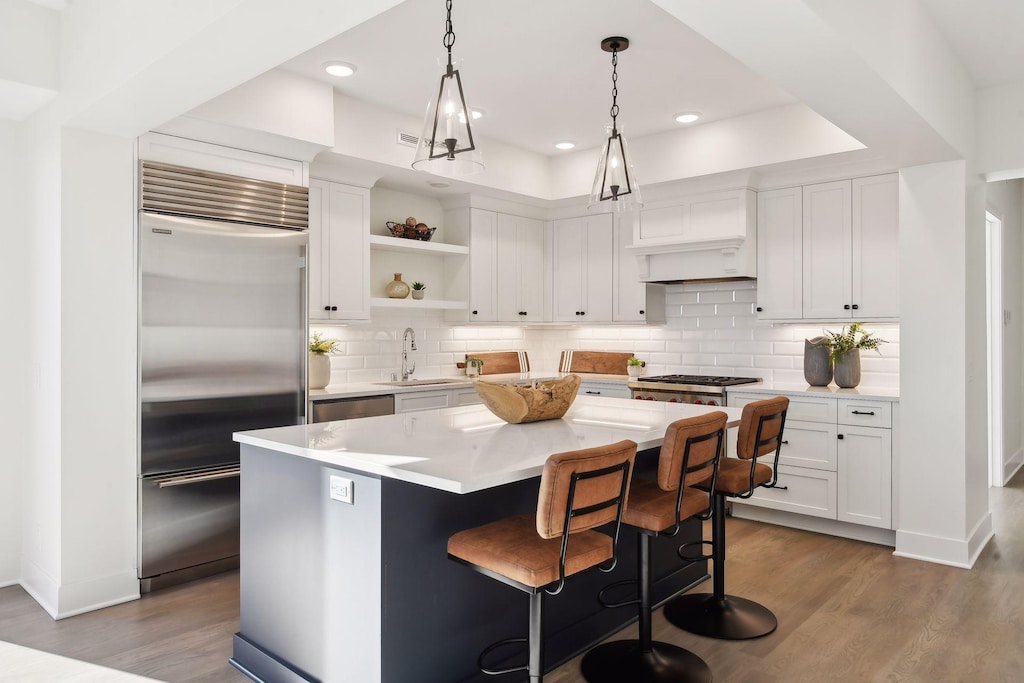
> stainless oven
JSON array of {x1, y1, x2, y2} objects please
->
[{"x1": 628, "y1": 375, "x2": 761, "y2": 406}]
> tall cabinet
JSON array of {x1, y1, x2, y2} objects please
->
[
  {"x1": 308, "y1": 179, "x2": 370, "y2": 321},
  {"x1": 496, "y1": 213, "x2": 547, "y2": 322},
  {"x1": 551, "y1": 214, "x2": 614, "y2": 322}
]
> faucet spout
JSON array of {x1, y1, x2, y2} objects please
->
[{"x1": 401, "y1": 327, "x2": 417, "y2": 380}]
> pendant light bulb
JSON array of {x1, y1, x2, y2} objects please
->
[
  {"x1": 589, "y1": 37, "x2": 642, "y2": 213},
  {"x1": 412, "y1": 0, "x2": 484, "y2": 176}
]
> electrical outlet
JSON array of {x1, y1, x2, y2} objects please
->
[{"x1": 329, "y1": 475, "x2": 354, "y2": 505}]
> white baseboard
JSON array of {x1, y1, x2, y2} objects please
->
[
  {"x1": 1003, "y1": 448, "x2": 1023, "y2": 485},
  {"x1": 19, "y1": 562, "x2": 140, "y2": 620},
  {"x1": 731, "y1": 504, "x2": 897, "y2": 546},
  {"x1": 893, "y1": 512, "x2": 993, "y2": 568},
  {"x1": 0, "y1": 579, "x2": 18, "y2": 589}
]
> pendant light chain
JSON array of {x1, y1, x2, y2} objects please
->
[
  {"x1": 610, "y1": 47, "x2": 619, "y2": 135},
  {"x1": 444, "y1": 0, "x2": 455, "y2": 72}
]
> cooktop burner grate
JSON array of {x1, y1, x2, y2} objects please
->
[{"x1": 636, "y1": 375, "x2": 761, "y2": 387}]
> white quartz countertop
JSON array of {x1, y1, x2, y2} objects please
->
[
  {"x1": 236, "y1": 396, "x2": 741, "y2": 494},
  {"x1": 726, "y1": 382, "x2": 899, "y2": 402},
  {"x1": 308, "y1": 371, "x2": 630, "y2": 401}
]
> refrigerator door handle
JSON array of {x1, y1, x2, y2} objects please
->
[{"x1": 156, "y1": 467, "x2": 241, "y2": 488}]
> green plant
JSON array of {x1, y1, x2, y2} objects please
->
[
  {"x1": 627, "y1": 356, "x2": 644, "y2": 367},
  {"x1": 309, "y1": 332, "x2": 341, "y2": 355},
  {"x1": 823, "y1": 322, "x2": 886, "y2": 364},
  {"x1": 411, "y1": 281, "x2": 426, "y2": 291}
]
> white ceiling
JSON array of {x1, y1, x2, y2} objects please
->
[
  {"x1": 278, "y1": 0, "x2": 798, "y2": 157},
  {"x1": 278, "y1": 0, "x2": 1024, "y2": 160}
]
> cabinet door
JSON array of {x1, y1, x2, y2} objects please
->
[
  {"x1": 756, "y1": 187, "x2": 803, "y2": 320},
  {"x1": 802, "y1": 180, "x2": 852, "y2": 319},
  {"x1": 308, "y1": 180, "x2": 369, "y2": 321},
  {"x1": 837, "y1": 425, "x2": 892, "y2": 529},
  {"x1": 852, "y1": 174, "x2": 899, "y2": 318},
  {"x1": 551, "y1": 217, "x2": 586, "y2": 322},
  {"x1": 468, "y1": 209, "x2": 497, "y2": 322},
  {"x1": 614, "y1": 214, "x2": 647, "y2": 322},
  {"x1": 496, "y1": 214, "x2": 545, "y2": 322},
  {"x1": 738, "y1": 464, "x2": 837, "y2": 519},
  {"x1": 582, "y1": 214, "x2": 614, "y2": 322},
  {"x1": 394, "y1": 390, "x2": 451, "y2": 414}
]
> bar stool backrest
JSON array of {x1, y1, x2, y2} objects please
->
[
  {"x1": 736, "y1": 396, "x2": 790, "y2": 460},
  {"x1": 657, "y1": 412, "x2": 728, "y2": 492}
]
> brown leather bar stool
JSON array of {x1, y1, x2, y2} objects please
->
[
  {"x1": 447, "y1": 440, "x2": 637, "y2": 683},
  {"x1": 580, "y1": 411, "x2": 727, "y2": 683},
  {"x1": 663, "y1": 396, "x2": 789, "y2": 640}
]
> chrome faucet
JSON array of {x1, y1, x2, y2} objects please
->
[{"x1": 401, "y1": 327, "x2": 417, "y2": 380}]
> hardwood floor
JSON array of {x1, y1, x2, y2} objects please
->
[{"x1": 3, "y1": 472, "x2": 1024, "y2": 682}]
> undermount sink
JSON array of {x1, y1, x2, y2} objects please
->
[{"x1": 375, "y1": 378, "x2": 467, "y2": 387}]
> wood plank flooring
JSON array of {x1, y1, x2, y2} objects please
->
[{"x1": 3, "y1": 472, "x2": 1024, "y2": 682}]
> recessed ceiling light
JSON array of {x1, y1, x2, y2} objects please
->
[
  {"x1": 554, "y1": 141, "x2": 576, "y2": 150},
  {"x1": 323, "y1": 61, "x2": 357, "y2": 78},
  {"x1": 674, "y1": 112, "x2": 701, "y2": 124},
  {"x1": 428, "y1": 181, "x2": 451, "y2": 189}
]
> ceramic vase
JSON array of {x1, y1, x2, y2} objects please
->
[
  {"x1": 833, "y1": 349, "x2": 861, "y2": 388},
  {"x1": 385, "y1": 273, "x2": 410, "y2": 299},
  {"x1": 803, "y1": 336, "x2": 833, "y2": 386},
  {"x1": 309, "y1": 352, "x2": 331, "y2": 389}
]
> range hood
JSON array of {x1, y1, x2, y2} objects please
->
[{"x1": 625, "y1": 188, "x2": 757, "y2": 283}]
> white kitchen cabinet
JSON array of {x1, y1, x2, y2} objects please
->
[
  {"x1": 729, "y1": 391, "x2": 895, "y2": 534},
  {"x1": 309, "y1": 179, "x2": 370, "y2": 321},
  {"x1": 442, "y1": 208, "x2": 497, "y2": 323},
  {"x1": 552, "y1": 215, "x2": 614, "y2": 322},
  {"x1": 496, "y1": 213, "x2": 547, "y2": 322},
  {"x1": 451, "y1": 386, "x2": 484, "y2": 406},
  {"x1": 756, "y1": 186, "x2": 803, "y2": 320},
  {"x1": 613, "y1": 215, "x2": 665, "y2": 323},
  {"x1": 394, "y1": 390, "x2": 451, "y2": 414},
  {"x1": 578, "y1": 380, "x2": 631, "y2": 399},
  {"x1": 757, "y1": 173, "x2": 898, "y2": 322}
]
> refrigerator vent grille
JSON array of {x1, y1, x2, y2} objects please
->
[{"x1": 140, "y1": 161, "x2": 309, "y2": 230}]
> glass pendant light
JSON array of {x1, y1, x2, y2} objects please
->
[
  {"x1": 412, "y1": 0, "x2": 484, "y2": 175},
  {"x1": 589, "y1": 37, "x2": 642, "y2": 213}
]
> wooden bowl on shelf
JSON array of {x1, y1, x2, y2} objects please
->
[
  {"x1": 473, "y1": 375, "x2": 581, "y2": 424},
  {"x1": 386, "y1": 221, "x2": 436, "y2": 241}
]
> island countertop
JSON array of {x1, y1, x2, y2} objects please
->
[{"x1": 235, "y1": 396, "x2": 742, "y2": 494}]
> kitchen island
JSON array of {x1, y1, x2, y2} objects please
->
[{"x1": 230, "y1": 397, "x2": 741, "y2": 683}]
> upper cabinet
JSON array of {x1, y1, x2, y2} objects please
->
[
  {"x1": 552, "y1": 215, "x2": 614, "y2": 322},
  {"x1": 309, "y1": 179, "x2": 370, "y2": 321},
  {"x1": 757, "y1": 173, "x2": 898, "y2": 322},
  {"x1": 614, "y1": 215, "x2": 665, "y2": 323},
  {"x1": 496, "y1": 213, "x2": 548, "y2": 322}
]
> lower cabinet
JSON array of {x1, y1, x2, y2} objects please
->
[
  {"x1": 578, "y1": 380, "x2": 631, "y2": 399},
  {"x1": 729, "y1": 392, "x2": 895, "y2": 531},
  {"x1": 394, "y1": 386, "x2": 483, "y2": 413}
]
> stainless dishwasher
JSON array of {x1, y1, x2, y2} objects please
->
[{"x1": 311, "y1": 395, "x2": 395, "y2": 423}]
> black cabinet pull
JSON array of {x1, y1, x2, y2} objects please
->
[
  {"x1": 324, "y1": 306, "x2": 331, "y2": 311},
  {"x1": 781, "y1": 440, "x2": 789, "y2": 445},
  {"x1": 852, "y1": 304, "x2": 859, "y2": 310},
  {"x1": 331, "y1": 306, "x2": 338, "y2": 311},
  {"x1": 472, "y1": 310, "x2": 478, "y2": 315},
  {"x1": 851, "y1": 410, "x2": 875, "y2": 416},
  {"x1": 838, "y1": 434, "x2": 845, "y2": 440},
  {"x1": 639, "y1": 310, "x2": 645, "y2": 315},
  {"x1": 764, "y1": 483, "x2": 789, "y2": 491},
  {"x1": 518, "y1": 311, "x2": 527, "y2": 316},
  {"x1": 756, "y1": 306, "x2": 763, "y2": 312},
  {"x1": 844, "y1": 304, "x2": 851, "y2": 310},
  {"x1": 585, "y1": 390, "x2": 601, "y2": 395},
  {"x1": 580, "y1": 311, "x2": 586, "y2": 316},
  {"x1": 575, "y1": 311, "x2": 581, "y2": 316}
]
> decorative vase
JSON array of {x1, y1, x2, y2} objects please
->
[
  {"x1": 627, "y1": 365, "x2": 643, "y2": 378},
  {"x1": 411, "y1": 289, "x2": 425, "y2": 300},
  {"x1": 385, "y1": 273, "x2": 410, "y2": 299},
  {"x1": 309, "y1": 352, "x2": 331, "y2": 389},
  {"x1": 803, "y1": 336, "x2": 833, "y2": 386},
  {"x1": 833, "y1": 349, "x2": 861, "y2": 388}
]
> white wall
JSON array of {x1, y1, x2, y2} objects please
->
[
  {"x1": 0, "y1": 120, "x2": 27, "y2": 586},
  {"x1": 977, "y1": 81, "x2": 1024, "y2": 179},
  {"x1": 985, "y1": 179, "x2": 1024, "y2": 482},
  {"x1": 312, "y1": 282, "x2": 900, "y2": 389}
]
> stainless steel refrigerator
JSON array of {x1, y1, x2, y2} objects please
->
[{"x1": 138, "y1": 161, "x2": 308, "y2": 591}]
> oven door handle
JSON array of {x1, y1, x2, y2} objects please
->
[{"x1": 156, "y1": 466, "x2": 241, "y2": 488}]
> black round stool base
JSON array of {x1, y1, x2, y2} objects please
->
[
  {"x1": 664, "y1": 593, "x2": 777, "y2": 640},
  {"x1": 580, "y1": 639, "x2": 712, "y2": 683}
]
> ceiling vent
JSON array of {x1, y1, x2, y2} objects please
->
[{"x1": 396, "y1": 130, "x2": 419, "y2": 148}]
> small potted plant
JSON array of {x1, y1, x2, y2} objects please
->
[
  {"x1": 823, "y1": 322, "x2": 886, "y2": 388},
  {"x1": 626, "y1": 356, "x2": 645, "y2": 378},
  {"x1": 309, "y1": 332, "x2": 341, "y2": 390},
  {"x1": 466, "y1": 357, "x2": 484, "y2": 377},
  {"x1": 411, "y1": 281, "x2": 427, "y2": 300}
]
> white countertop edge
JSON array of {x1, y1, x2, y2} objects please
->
[
  {"x1": 309, "y1": 371, "x2": 631, "y2": 401},
  {"x1": 727, "y1": 383, "x2": 899, "y2": 401}
]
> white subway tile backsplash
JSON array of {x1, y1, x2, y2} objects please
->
[{"x1": 316, "y1": 282, "x2": 899, "y2": 389}]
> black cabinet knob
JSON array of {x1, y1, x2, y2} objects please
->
[
  {"x1": 639, "y1": 310, "x2": 645, "y2": 315},
  {"x1": 838, "y1": 434, "x2": 845, "y2": 440},
  {"x1": 852, "y1": 304, "x2": 859, "y2": 310},
  {"x1": 844, "y1": 304, "x2": 851, "y2": 310},
  {"x1": 324, "y1": 306, "x2": 331, "y2": 311},
  {"x1": 580, "y1": 311, "x2": 586, "y2": 316},
  {"x1": 331, "y1": 306, "x2": 338, "y2": 311},
  {"x1": 472, "y1": 310, "x2": 478, "y2": 315},
  {"x1": 756, "y1": 306, "x2": 763, "y2": 312}
]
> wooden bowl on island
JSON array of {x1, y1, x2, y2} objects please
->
[{"x1": 473, "y1": 374, "x2": 582, "y2": 424}]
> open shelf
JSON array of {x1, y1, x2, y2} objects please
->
[
  {"x1": 369, "y1": 234, "x2": 469, "y2": 256},
  {"x1": 370, "y1": 297, "x2": 468, "y2": 310}
]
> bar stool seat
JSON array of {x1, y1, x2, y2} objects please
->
[
  {"x1": 448, "y1": 440, "x2": 637, "y2": 683},
  {"x1": 581, "y1": 412, "x2": 728, "y2": 683},
  {"x1": 664, "y1": 396, "x2": 789, "y2": 641}
]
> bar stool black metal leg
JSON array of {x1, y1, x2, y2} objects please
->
[
  {"x1": 663, "y1": 493, "x2": 777, "y2": 640},
  {"x1": 528, "y1": 591, "x2": 544, "y2": 683},
  {"x1": 580, "y1": 533, "x2": 712, "y2": 683}
]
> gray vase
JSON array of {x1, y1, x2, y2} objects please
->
[
  {"x1": 803, "y1": 336, "x2": 833, "y2": 386},
  {"x1": 833, "y1": 349, "x2": 861, "y2": 388}
]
